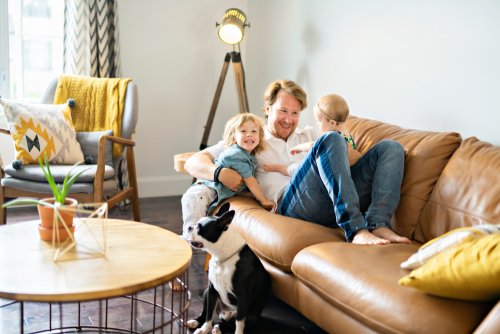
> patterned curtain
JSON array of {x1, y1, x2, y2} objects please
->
[
  {"x1": 63, "y1": 0, "x2": 129, "y2": 197},
  {"x1": 63, "y1": 0, "x2": 121, "y2": 77}
]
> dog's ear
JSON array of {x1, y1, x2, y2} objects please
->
[
  {"x1": 217, "y1": 209, "x2": 235, "y2": 231},
  {"x1": 215, "y1": 202, "x2": 231, "y2": 217}
]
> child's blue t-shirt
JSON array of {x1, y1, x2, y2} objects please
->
[{"x1": 202, "y1": 144, "x2": 257, "y2": 213}]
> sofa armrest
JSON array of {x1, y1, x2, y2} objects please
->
[{"x1": 474, "y1": 301, "x2": 500, "y2": 334}]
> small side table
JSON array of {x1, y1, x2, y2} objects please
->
[{"x1": 0, "y1": 218, "x2": 192, "y2": 333}]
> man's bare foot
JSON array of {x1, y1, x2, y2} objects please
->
[
  {"x1": 352, "y1": 229, "x2": 390, "y2": 245},
  {"x1": 372, "y1": 227, "x2": 411, "y2": 244}
]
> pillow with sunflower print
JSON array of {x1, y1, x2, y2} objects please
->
[{"x1": 0, "y1": 98, "x2": 84, "y2": 164}]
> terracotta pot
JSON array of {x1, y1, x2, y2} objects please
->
[
  {"x1": 38, "y1": 224, "x2": 75, "y2": 242},
  {"x1": 37, "y1": 198, "x2": 78, "y2": 242}
]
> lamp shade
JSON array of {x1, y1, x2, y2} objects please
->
[{"x1": 218, "y1": 8, "x2": 247, "y2": 45}]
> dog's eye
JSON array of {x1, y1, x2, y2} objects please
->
[{"x1": 187, "y1": 226, "x2": 193, "y2": 232}]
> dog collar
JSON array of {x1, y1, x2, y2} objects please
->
[{"x1": 212, "y1": 245, "x2": 245, "y2": 266}]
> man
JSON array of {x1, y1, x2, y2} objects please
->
[{"x1": 185, "y1": 79, "x2": 409, "y2": 244}]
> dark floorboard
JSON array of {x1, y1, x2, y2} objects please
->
[{"x1": 1, "y1": 196, "x2": 327, "y2": 334}]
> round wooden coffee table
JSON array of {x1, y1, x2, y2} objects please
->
[{"x1": 0, "y1": 218, "x2": 192, "y2": 333}]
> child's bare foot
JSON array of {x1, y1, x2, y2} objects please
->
[
  {"x1": 352, "y1": 229, "x2": 390, "y2": 245},
  {"x1": 372, "y1": 227, "x2": 411, "y2": 244}
]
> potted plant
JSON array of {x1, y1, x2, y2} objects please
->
[{"x1": 3, "y1": 154, "x2": 89, "y2": 242}]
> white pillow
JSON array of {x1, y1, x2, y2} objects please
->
[
  {"x1": 400, "y1": 224, "x2": 500, "y2": 270},
  {"x1": 0, "y1": 98, "x2": 84, "y2": 164}
]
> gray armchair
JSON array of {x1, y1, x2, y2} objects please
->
[{"x1": 0, "y1": 77, "x2": 140, "y2": 223}]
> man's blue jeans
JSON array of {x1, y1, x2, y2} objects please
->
[{"x1": 277, "y1": 132, "x2": 404, "y2": 242}]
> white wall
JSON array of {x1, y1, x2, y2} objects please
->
[
  {"x1": 118, "y1": 0, "x2": 248, "y2": 197},
  {"x1": 246, "y1": 0, "x2": 500, "y2": 144},
  {"x1": 118, "y1": 0, "x2": 499, "y2": 197}
]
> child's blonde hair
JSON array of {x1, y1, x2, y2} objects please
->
[
  {"x1": 223, "y1": 113, "x2": 266, "y2": 154},
  {"x1": 316, "y1": 94, "x2": 349, "y2": 122}
]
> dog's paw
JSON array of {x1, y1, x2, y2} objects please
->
[
  {"x1": 212, "y1": 324, "x2": 222, "y2": 334},
  {"x1": 186, "y1": 319, "x2": 199, "y2": 329},
  {"x1": 193, "y1": 322, "x2": 212, "y2": 334},
  {"x1": 219, "y1": 309, "x2": 236, "y2": 321}
]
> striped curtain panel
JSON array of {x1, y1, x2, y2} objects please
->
[
  {"x1": 63, "y1": 0, "x2": 130, "y2": 197},
  {"x1": 63, "y1": 0, "x2": 121, "y2": 77}
]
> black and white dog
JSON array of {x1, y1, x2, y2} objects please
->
[{"x1": 185, "y1": 202, "x2": 270, "y2": 334}]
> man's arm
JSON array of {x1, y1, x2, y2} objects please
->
[{"x1": 184, "y1": 150, "x2": 243, "y2": 192}]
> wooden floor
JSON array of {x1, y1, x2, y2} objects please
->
[{"x1": 0, "y1": 196, "x2": 327, "y2": 334}]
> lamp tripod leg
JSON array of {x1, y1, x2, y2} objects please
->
[
  {"x1": 199, "y1": 53, "x2": 231, "y2": 151},
  {"x1": 198, "y1": 51, "x2": 250, "y2": 153},
  {"x1": 230, "y1": 52, "x2": 249, "y2": 114}
]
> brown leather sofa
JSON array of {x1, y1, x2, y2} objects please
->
[{"x1": 222, "y1": 116, "x2": 499, "y2": 334}]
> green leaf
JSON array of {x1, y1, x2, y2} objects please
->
[{"x1": 2, "y1": 198, "x2": 44, "y2": 208}]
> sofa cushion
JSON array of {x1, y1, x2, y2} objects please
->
[
  {"x1": 415, "y1": 137, "x2": 500, "y2": 243},
  {"x1": 399, "y1": 233, "x2": 500, "y2": 301},
  {"x1": 0, "y1": 98, "x2": 84, "y2": 164},
  {"x1": 401, "y1": 224, "x2": 500, "y2": 270},
  {"x1": 291, "y1": 242, "x2": 494, "y2": 334},
  {"x1": 227, "y1": 196, "x2": 344, "y2": 272},
  {"x1": 346, "y1": 116, "x2": 461, "y2": 239},
  {"x1": 76, "y1": 130, "x2": 114, "y2": 166}
]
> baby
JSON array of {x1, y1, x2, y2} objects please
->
[{"x1": 264, "y1": 93, "x2": 360, "y2": 176}]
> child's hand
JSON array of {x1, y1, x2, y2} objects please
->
[
  {"x1": 262, "y1": 164, "x2": 273, "y2": 172},
  {"x1": 289, "y1": 142, "x2": 313, "y2": 155},
  {"x1": 260, "y1": 199, "x2": 275, "y2": 211},
  {"x1": 263, "y1": 163, "x2": 289, "y2": 176}
]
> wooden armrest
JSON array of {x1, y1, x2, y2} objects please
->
[
  {"x1": 0, "y1": 128, "x2": 11, "y2": 135},
  {"x1": 99, "y1": 134, "x2": 135, "y2": 147},
  {"x1": 94, "y1": 135, "x2": 136, "y2": 187},
  {"x1": 174, "y1": 152, "x2": 196, "y2": 174}
]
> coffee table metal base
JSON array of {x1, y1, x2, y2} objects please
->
[{"x1": 1, "y1": 272, "x2": 190, "y2": 334}]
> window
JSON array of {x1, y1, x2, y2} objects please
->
[{"x1": 0, "y1": 0, "x2": 64, "y2": 101}]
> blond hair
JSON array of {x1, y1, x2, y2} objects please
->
[
  {"x1": 222, "y1": 113, "x2": 266, "y2": 154},
  {"x1": 262, "y1": 79, "x2": 308, "y2": 113},
  {"x1": 316, "y1": 94, "x2": 349, "y2": 122}
]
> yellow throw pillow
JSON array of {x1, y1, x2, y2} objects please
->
[
  {"x1": 0, "y1": 98, "x2": 84, "y2": 164},
  {"x1": 400, "y1": 224, "x2": 500, "y2": 270},
  {"x1": 399, "y1": 233, "x2": 500, "y2": 301}
]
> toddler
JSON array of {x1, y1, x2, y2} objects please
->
[{"x1": 181, "y1": 113, "x2": 274, "y2": 238}]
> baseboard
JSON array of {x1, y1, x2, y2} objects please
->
[{"x1": 138, "y1": 174, "x2": 191, "y2": 198}]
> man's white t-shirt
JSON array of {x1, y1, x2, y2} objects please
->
[{"x1": 207, "y1": 126, "x2": 319, "y2": 203}]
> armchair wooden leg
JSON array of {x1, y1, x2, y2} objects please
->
[
  {"x1": 0, "y1": 190, "x2": 6, "y2": 225},
  {"x1": 0, "y1": 207, "x2": 5, "y2": 225},
  {"x1": 126, "y1": 146, "x2": 141, "y2": 222}
]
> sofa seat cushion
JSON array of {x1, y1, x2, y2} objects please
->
[
  {"x1": 227, "y1": 196, "x2": 344, "y2": 272},
  {"x1": 291, "y1": 242, "x2": 494, "y2": 334}
]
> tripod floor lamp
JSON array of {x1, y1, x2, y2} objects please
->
[{"x1": 199, "y1": 8, "x2": 250, "y2": 151}]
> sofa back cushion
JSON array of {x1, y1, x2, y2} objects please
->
[
  {"x1": 414, "y1": 137, "x2": 500, "y2": 243},
  {"x1": 345, "y1": 116, "x2": 462, "y2": 239}
]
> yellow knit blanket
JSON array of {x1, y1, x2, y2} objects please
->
[{"x1": 53, "y1": 75, "x2": 131, "y2": 157}]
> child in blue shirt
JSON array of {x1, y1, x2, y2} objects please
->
[{"x1": 181, "y1": 113, "x2": 274, "y2": 239}]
